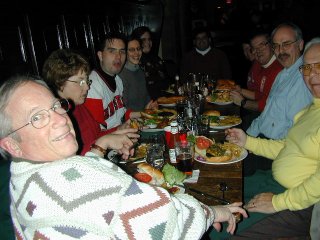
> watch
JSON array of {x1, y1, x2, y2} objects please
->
[{"x1": 241, "y1": 99, "x2": 247, "y2": 108}]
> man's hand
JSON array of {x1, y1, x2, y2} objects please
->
[
  {"x1": 145, "y1": 100, "x2": 158, "y2": 110},
  {"x1": 230, "y1": 90, "x2": 244, "y2": 106},
  {"x1": 225, "y1": 128, "x2": 247, "y2": 147},
  {"x1": 212, "y1": 202, "x2": 248, "y2": 235},
  {"x1": 244, "y1": 192, "x2": 276, "y2": 214}
]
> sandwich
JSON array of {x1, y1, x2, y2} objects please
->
[
  {"x1": 195, "y1": 136, "x2": 240, "y2": 163},
  {"x1": 202, "y1": 110, "x2": 220, "y2": 126},
  {"x1": 136, "y1": 163, "x2": 165, "y2": 186},
  {"x1": 216, "y1": 79, "x2": 236, "y2": 90}
]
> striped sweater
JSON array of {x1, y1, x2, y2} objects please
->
[{"x1": 10, "y1": 153, "x2": 214, "y2": 239}]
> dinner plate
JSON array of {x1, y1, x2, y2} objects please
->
[
  {"x1": 194, "y1": 148, "x2": 248, "y2": 165},
  {"x1": 207, "y1": 100, "x2": 233, "y2": 105},
  {"x1": 159, "y1": 103, "x2": 176, "y2": 107},
  {"x1": 210, "y1": 116, "x2": 242, "y2": 130}
]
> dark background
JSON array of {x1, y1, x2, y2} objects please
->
[{"x1": 1, "y1": 0, "x2": 319, "y2": 85}]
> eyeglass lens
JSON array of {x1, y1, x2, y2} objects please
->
[{"x1": 300, "y1": 63, "x2": 320, "y2": 76}]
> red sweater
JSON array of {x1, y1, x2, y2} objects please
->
[
  {"x1": 247, "y1": 58, "x2": 283, "y2": 111},
  {"x1": 72, "y1": 104, "x2": 110, "y2": 155}
]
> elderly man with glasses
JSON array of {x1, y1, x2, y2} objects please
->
[
  {"x1": 0, "y1": 75, "x2": 247, "y2": 239},
  {"x1": 212, "y1": 37, "x2": 320, "y2": 239},
  {"x1": 246, "y1": 22, "x2": 312, "y2": 141}
]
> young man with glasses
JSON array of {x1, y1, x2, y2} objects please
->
[
  {"x1": 247, "y1": 23, "x2": 312, "y2": 141},
  {"x1": 0, "y1": 75, "x2": 247, "y2": 239}
]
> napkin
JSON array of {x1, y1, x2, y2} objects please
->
[{"x1": 183, "y1": 169, "x2": 200, "y2": 183}]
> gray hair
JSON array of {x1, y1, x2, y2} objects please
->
[
  {"x1": 0, "y1": 75, "x2": 48, "y2": 140},
  {"x1": 271, "y1": 22, "x2": 303, "y2": 41},
  {"x1": 303, "y1": 37, "x2": 320, "y2": 54}
]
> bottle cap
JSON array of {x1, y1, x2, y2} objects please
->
[{"x1": 170, "y1": 120, "x2": 178, "y2": 127}]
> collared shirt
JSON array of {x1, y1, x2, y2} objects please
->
[{"x1": 247, "y1": 56, "x2": 312, "y2": 139}]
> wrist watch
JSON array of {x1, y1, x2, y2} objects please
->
[{"x1": 241, "y1": 98, "x2": 247, "y2": 108}]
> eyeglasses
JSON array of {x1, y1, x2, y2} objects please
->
[
  {"x1": 251, "y1": 41, "x2": 269, "y2": 53},
  {"x1": 6, "y1": 99, "x2": 70, "y2": 137},
  {"x1": 299, "y1": 62, "x2": 320, "y2": 76},
  {"x1": 272, "y1": 39, "x2": 299, "y2": 52},
  {"x1": 128, "y1": 47, "x2": 142, "y2": 53},
  {"x1": 67, "y1": 79, "x2": 92, "y2": 87}
]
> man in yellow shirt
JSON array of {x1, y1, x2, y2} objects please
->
[{"x1": 225, "y1": 37, "x2": 320, "y2": 238}]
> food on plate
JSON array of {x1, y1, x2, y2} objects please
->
[
  {"x1": 129, "y1": 143, "x2": 148, "y2": 160},
  {"x1": 130, "y1": 118, "x2": 142, "y2": 129},
  {"x1": 216, "y1": 79, "x2": 236, "y2": 90},
  {"x1": 143, "y1": 119, "x2": 158, "y2": 128},
  {"x1": 162, "y1": 163, "x2": 187, "y2": 186},
  {"x1": 195, "y1": 136, "x2": 242, "y2": 163},
  {"x1": 206, "y1": 90, "x2": 231, "y2": 103},
  {"x1": 202, "y1": 113, "x2": 241, "y2": 127},
  {"x1": 218, "y1": 116, "x2": 241, "y2": 126},
  {"x1": 136, "y1": 162, "x2": 165, "y2": 185},
  {"x1": 202, "y1": 110, "x2": 221, "y2": 126},
  {"x1": 135, "y1": 163, "x2": 186, "y2": 194},
  {"x1": 157, "y1": 96, "x2": 185, "y2": 104},
  {"x1": 141, "y1": 108, "x2": 177, "y2": 121}
]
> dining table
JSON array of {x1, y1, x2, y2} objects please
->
[
  {"x1": 183, "y1": 101, "x2": 243, "y2": 206},
  {"x1": 123, "y1": 99, "x2": 244, "y2": 207}
]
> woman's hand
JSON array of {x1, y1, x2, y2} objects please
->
[
  {"x1": 225, "y1": 128, "x2": 247, "y2": 147},
  {"x1": 211, "y1": 202, "x2": 248, "y2": 234}
]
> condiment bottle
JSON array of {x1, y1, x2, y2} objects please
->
[{"x1": 168, "y1": 121, "x2": 180, "y2": 164}]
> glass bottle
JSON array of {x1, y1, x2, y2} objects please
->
[{"x1": 168, "y1": 121, "x2": 180, "y2": 164}]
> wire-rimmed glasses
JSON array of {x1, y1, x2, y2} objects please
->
[
  {"x1": 299, "y1": 62, "x2": 320, "y2": 76},
  {"x1": 67, "y1": 79, "x2": 92, "y2": 87},
  {"x1": 6, "y1": 98, "x2": 70, "y2": 137},
  {"x1": 271, "y1": 39, "x2": 299, "y2": 52}
]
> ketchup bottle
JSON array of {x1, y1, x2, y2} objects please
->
[{"x1": 168, "y1": 121, "x2": 180, "y2": 164}]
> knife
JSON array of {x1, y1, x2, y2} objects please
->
[{"x1": 187, "y1": 187, "x2": 230, "y2": 205}]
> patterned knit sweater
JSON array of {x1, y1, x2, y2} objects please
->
[{"x1": 10, "y1": 153, "x2": 214, "y2": 239}]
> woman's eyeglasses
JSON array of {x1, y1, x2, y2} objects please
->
[{"x1": 67, "y1": 79, "x2": 92, "y2": 87}]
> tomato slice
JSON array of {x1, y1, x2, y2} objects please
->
[
  {"x1": 134, "y1": 173, "x2": 152, "y2": 183},
  {"x1": 196, "y1": 137, "x2": 211, "y2": 150}
]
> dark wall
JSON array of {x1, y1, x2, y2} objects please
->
[{"x1": 0, "y1": 0, "x2": 164, "y2": 85}]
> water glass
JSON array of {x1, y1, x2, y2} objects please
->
[{"x1": 146, "y1": 143, "x2": 165, "y2": 169}]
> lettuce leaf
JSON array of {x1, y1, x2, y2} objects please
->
[{"x1": 162, "y1": 163, "x2": 186, "y2": 186}]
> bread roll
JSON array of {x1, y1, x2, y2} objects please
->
[{"x1": 137, "y1": 163, "x2": 165, "y2": 186}]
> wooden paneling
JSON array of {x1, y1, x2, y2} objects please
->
[{"x1": 0, "y1": 0, "x2": 164, "y2": 85}]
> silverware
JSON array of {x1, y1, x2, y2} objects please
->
[
  {"x1": 119, "y1": 157, "x2": 146, "y2": 164},
  {"x1": 186, "y1": 187, "x2": 230, "y2": 205}
]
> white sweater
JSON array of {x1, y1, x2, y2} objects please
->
[{"x1": 10, "y1": 154, "x2": 214, "y2": 239}]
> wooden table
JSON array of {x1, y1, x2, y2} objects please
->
[
  {"x1": 129, "y1": 100, "x2": 243, "y2": 206},
  {"x1": 184, "y1": 101, "x2": 243, "y2": 205}
]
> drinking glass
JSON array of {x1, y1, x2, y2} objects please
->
[
  {"x1": 175, "y1": 142, "x2": 194, "y2": 175},
  {"x1": 146, "y1": 143, "x2": 165, "y2": 169}
]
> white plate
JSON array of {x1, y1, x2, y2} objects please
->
[
  {"x1": 207, "y1": 100, "x2": 233, "y2": 105},
  {"x1": 141, "y1": 128, "x2": 164, "y2": 133},
  {"x1": 194, "y1": 149, "x2": 248, "y2": 165},
  {"x1": 210, "y1": 116, "x2": 242, "y2": 130},
  {"x1": 159, "y1": 103, "x2": 176, "y2": 107}
]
